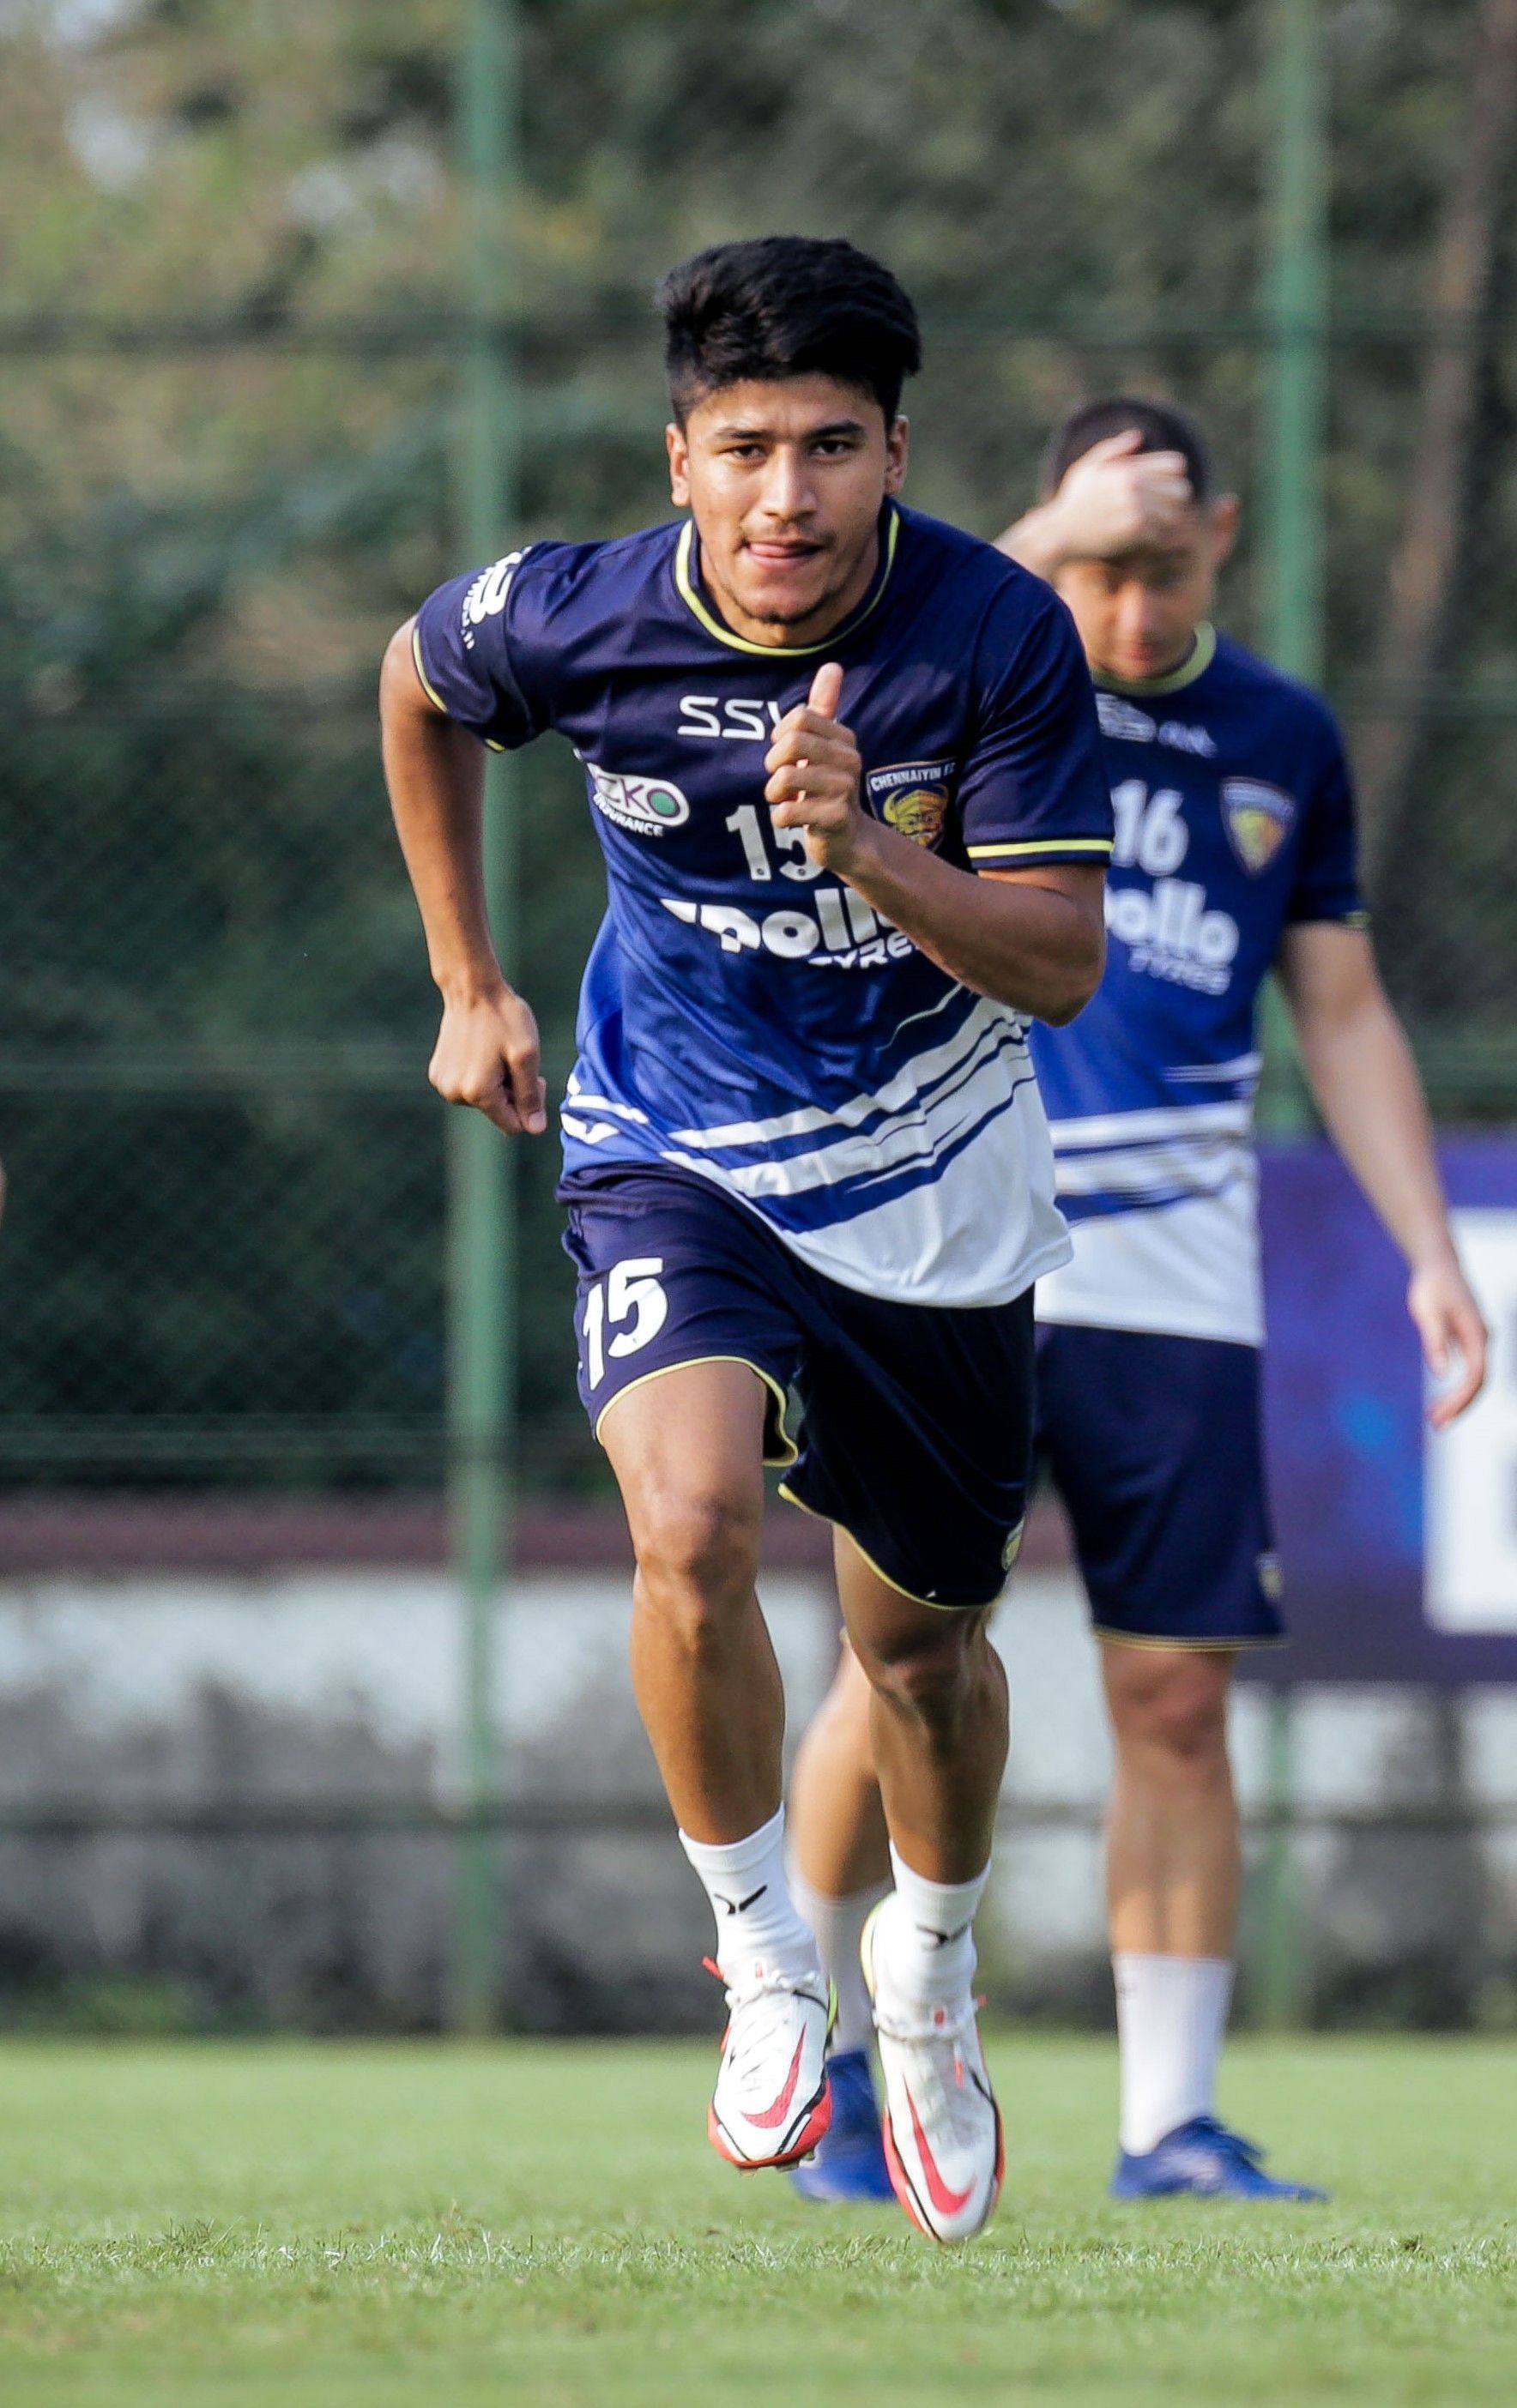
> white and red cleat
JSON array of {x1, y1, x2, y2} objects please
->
[
  {"x1": 861, "y1": 1897, "x2": 1003, "y2": 2244},
  {"x1": 705, "y1": 1962, "x2": 834, "y2": 2171}
]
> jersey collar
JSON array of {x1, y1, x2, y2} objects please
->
[
  {"x1": 674, "y1": 504, "x2": 901, "y2": 658},
  {"x1": 1091, "y1": 621, "x2": 1217, "y2": 697}
]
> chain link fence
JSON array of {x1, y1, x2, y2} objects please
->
[{"x1": 2, "y1": 0, "x2": 1515, "y2": 1500}]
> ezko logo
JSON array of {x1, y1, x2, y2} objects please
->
[{"x1": 585, "y1": 763, "x2": 692, "y2": 836}]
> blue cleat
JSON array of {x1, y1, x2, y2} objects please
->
[
  {"x1": 1110, "y1": 2115, "x2": 1328, "y2": 2202},
  {"x1": 789, "y1": 2049, "x2": 896, "y2": 2205}
]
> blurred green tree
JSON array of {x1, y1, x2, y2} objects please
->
[{"x1": 1, "y1": 0, "x2": 1512, "y2": 1490}]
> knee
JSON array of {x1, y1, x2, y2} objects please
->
[
  {"x1": 861, "y1": 1620, "x2": 982, "y2": 1745},
  {"x1": 632, "y1": 1486, "x2": 760, "y2": 1637},
  {"x1": 1109, "y1": 1654, "x2": 1231, "y2": 1775}
]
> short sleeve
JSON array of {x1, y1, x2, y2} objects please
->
[
  {"x1": 958, "y1": 585, "x2": 1115, "y2": 872},
  {"x1": 411, "y1": 546, "x2": 550, "y2": 753},
  {"x1": 1285, "y1": 717, "x2": 1367, "y2": 926}
]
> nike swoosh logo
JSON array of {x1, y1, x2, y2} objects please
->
[
  {"x1": 905, "y1": 2082, "x2": 974, "y2": 2217},
  {"x1": 714, "y1": 1885, "x2": 767, "y2": 1916},
  {"x1": 746, "y1": 2031, "x2": 807, "y2": 2130},
  {"x1": 914, "y1": 1920, "x2": 970, "y2": 1951}
]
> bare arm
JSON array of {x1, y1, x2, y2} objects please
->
[
  {"x1": 1278, "y1": 920, "x2": 1487, "y2": 1425},
  {"x1": 995, "y1": 431, "x2": 1194, "y2": 578},
  {"x1": 765, "y1": 665, "x2": 1105, "y2": 1023},
  {"x1": 379, "y1": 619, "x2": 547, "y2": 1136}
]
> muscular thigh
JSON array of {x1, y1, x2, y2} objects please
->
[{"x1": 600, "y1": 1355, "x2": 770, "y2": 1558}]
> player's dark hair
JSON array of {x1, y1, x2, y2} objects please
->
[
  {"x1": 1041, "y1": 395, "x2": 1213, "y2": 503},
  {"x1": 657, "y1": 236, "x2": 922, "y2": 425}
]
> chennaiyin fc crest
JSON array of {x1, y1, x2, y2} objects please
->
[
  {"x1": 1221, "y1": 777, "x2": 1296, "y2": 875},
  {"x1": 867, "y1": 757, "x2": 955, "y2": 849}
]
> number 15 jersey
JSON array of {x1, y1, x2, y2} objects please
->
[{"x1": 413, "y1": 503, "x2": 1113, "y2": 1309}]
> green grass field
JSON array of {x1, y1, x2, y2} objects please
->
[{"x1": 0, "y1": 2036, "x2": 1511, "y2": 2407}]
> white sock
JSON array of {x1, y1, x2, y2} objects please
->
[
  {"x1": 1114, "y1": 1952, "x2": 1234, "y2": 2155},
  {"x1": 883, "y1": 1843, "x2": 989, "y2": 2007},
  {"x1": 679, "y1": 1806, "x2": 820, "y2": 1989},
  {"x1": 789, "y1": 1869, "x2": 890, "y2": 2056}
]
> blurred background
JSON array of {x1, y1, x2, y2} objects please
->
[{"x1": 1, "y1": 0, "x2": 1515, "y2": 2041}]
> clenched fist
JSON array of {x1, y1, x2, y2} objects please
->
[
  {"x1": 764, "y1": 662, "x2": 869, "y2": 876},
  {"x1": 429, "y1": 980, "x2": 548, "y2": 1137}
]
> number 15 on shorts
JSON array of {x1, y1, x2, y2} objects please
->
[{"x1": 581, "y1": 1257, "x2": 669, "y2": 1390}]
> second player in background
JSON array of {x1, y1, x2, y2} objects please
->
[{"x1": 787, "y1": 398, "x2": 1487, "y2": 2209}]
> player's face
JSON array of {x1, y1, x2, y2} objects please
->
[
  {"x1": 1054, "y1": 498, "x2": 1239, "y2": 685},
  {"x1": 667, "y1": 376, "x2": 909, "y2": 646}
]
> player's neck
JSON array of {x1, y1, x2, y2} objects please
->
[
  {"x1": 694, "y1": 526, "x2": 883, "y2": 650},
  {"x1": 1090, "y1": 624, "x2": 1212, "y2": 693}
]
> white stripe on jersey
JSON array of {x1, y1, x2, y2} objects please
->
[
  {"x1": 666, "y1": 987, "x2": 1012, "y2": 1152},
  {"x1": 564, "y1": 1078, "x2": 651, "y2": 1126},
  {"x1": 1168, "y1": 1051, "x2": 1262, "y2": 1087},
  {"x1": 668, "y1": 1059, "x2": 1070, "y2": 1307},
  {"x1": 1043, "y1": 1086, "x2": 1261, "y2": 1343},
  {"x1": 1037, "y1": 1180, "x2": 1264, "y2": 1347},
  {"x1": 666, "y1": 1012, "x2": 1030, "y2": 1203},
  {"x1": 1054, "y1": 1134, "x2": 1253, "y2": 1200},
  {"x1": 1049, "y1": 1098, "x2": 1252, "y2": 1152}
]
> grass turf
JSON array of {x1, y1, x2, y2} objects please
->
[{"x1": 0, "y1": 2036, "x2": 1511, "y2": 2407}]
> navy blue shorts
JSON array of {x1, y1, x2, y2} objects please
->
[
  {"x1": 1034, "y1": 1321, "x2": 1283, "y2": 1649},
  {"x1": 562, "y1": 1168, "x2": 1035, "y2": 1610}
]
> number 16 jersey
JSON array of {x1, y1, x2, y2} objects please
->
[
  {"x1": 1030, "y1": 627, "x2": 1366, "y2": 1345},
  {"x1": 413, "y1": 502, "x2": 1113, "y2": 1309}
]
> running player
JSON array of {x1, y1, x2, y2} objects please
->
[
  {"x1": 379, "y1": 238, "x2": 1113, "y2": 2242},
  {"x1": 787, "y1": 397, "x2": 1487, "y2": 2207}
]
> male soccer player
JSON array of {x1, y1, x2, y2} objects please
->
[
  {"x1": 786, "y1": 397, "x2": 1488, "y2": 2207},
  {"x1": 379, "y1": 237, "x2": 1113, "y2": 2242}
]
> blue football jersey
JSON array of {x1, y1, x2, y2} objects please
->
[
  {"x1": 1030, "y1": 625, "x2": 1364, "y2": 1344},
  {"x1": 413, "y1": 502, "x2": 1113, "y2": 1307}
]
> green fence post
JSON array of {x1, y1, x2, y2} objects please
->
[
  {"x1": 1257, "y1": 0, "x2": 1327, "y2": 2031},
  {"x1": 448, "y1": 0, "x2": 520, "y2": 2038},
  {"x1": 1260, "y1": 0, "x2": 1327, "y2": 1145}
]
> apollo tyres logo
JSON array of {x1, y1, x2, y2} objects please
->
[
  {"x1": 1108, "y1": 778, "x2": 1240, "y2": 998},
  {"x1": 662, "y1": 887, "x2": 913, "y2": 970}
]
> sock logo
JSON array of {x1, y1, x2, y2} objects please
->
[
  {"x1": 715, "y1": 1885, "x2": 768, "y2": 1917},
  {"x1": 915, "y1": 1920, "x2": 971, "y2": 1951}
]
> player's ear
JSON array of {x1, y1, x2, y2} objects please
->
[
  {"x1": 1209, "y1": 492, "x2": 1241, "y2": 569},
  {"x1": 667, "y1": 419, "x2": 692, "y2": 508},
  {"x1": 885, "y1": 414, "x2": 910, "y2": 495}
]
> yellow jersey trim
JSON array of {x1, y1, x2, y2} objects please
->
[
  {"x1": 411, "y1": 625, "x2": 449, "y2": 715},
  {"x1": 1092, "y1": 621, "x2": 1217, "y2": 698},
  {"x1": 674, "y1": 508, "x2": 901, "y2": 659},
  {"x1": 1091, "y1": 1625, "x2": 1282, "y2": 1653},
  {"x1": 777, "y1": 1484, "x2": 1008, "y2": 1613},
  {"x1": 967, "y1": 837, "x2": 1115, "y2": 861},
  {"x1": 595, "y1": 1355, "x2": 797, "y2": 1470},
  {"x1": 413, "y1": 623, "x2": 506, "y2": 751}
]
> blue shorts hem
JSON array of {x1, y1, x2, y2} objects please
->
[{"x1": 1089, "y1": 1622, "x2": 1285, "y2": 1652}]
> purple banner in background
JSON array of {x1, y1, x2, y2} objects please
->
[{"x1": 1252, "y1": 1136, "x2": 1517, "y2": 1685}]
